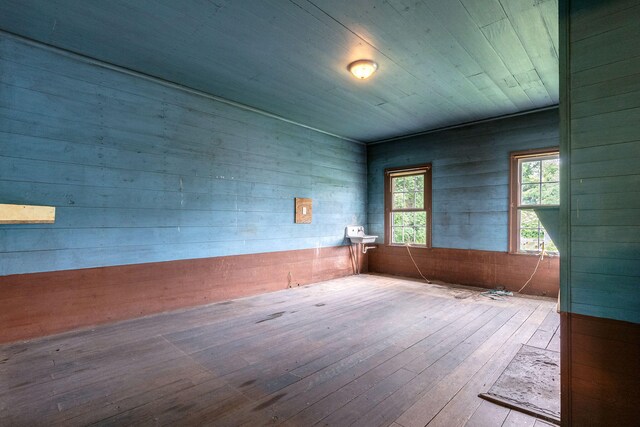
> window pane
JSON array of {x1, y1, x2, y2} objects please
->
[
  {"x1": 415, "y1": 211, "x2": 426, "y2": 225},
  {"x1": 542, "y1": 158, "x2": 559, "y2": 182},
  {"x1": 520, "y1": 228, "x2": 541, "y2": 252},
  {"x1": 404, "y1": 227, "x2": 416, "y2": 243},
  {"x1": 415, "y1": 191, "x2": 424, "y2": 209},
  {"x1": 541, "y1": 183, "x2": 559, "y2": 205},
  {"x1": 393, "y1": 227, "x2": 404, "y2": 244},
  {"x1": 393, "y1": 192, "x2": 404, "y2": 209},
  {"x1": 520, "y1": 209, "x2": 539, "y2": 229},
  {"x1": 405, "y1": 192, "x2": 416, "y2": 208},
  {"x1": 402, "y1": 212, "x2": 414, "y2": 226},
  {"x1": 392, "y1": 212, "x2": 402, "y2": 226},
  {"x1": 521, "y1": 183, "x2": 540, "y2": 205},
  {"x1": 415, "y1": 227, "x2": 426, "y2": 244},
  {"x1": 393, "y1": 177, "x2": 405, "y2": 192},
  {"x1": 543, "y1": 229, "x2": 559, "y2": 254},
  {"x1": 415, "y1": 175, "x2": 424, "y2": 191},
  {"x1": 405, "y1": 177, "x2": 416, "y2": 192},
  {"x1": 521, "y1": 160, "x2": 541, "y2": 183}
]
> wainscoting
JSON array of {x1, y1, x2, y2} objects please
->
[
  {"x1": 561, "y1": 312, "x2": 640, "y2": 427},
  {"x1": 369, "y1": 246, "x2": 559, "y2": 297},
  {"x1": 0, "y1": 246, "x2": 364, "y2": 344}
]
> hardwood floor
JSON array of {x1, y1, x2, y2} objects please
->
[{"x1": 0, "y1": 274, "x2": 559, "y2": 426}]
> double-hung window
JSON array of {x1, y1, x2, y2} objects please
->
[
  {"x1": 510, "y1": 149, "x2": 560, "y2": 254},
  {"x1": 385, "y1": 165, "x2": 432, "y2": 247}
]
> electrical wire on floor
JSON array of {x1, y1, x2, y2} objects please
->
[
  {"x1": 405, "y1": 242, "x2": 431, "y2": 284},
  {"x1": 517, "y1": 242, "x2": 546, "y2": 294},
  {"x1": 482, "y1": 243, "x2": 546, "y2": 300}
]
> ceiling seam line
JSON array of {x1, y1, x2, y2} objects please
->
[
  {"x1": 0, "y1": 29, "x2": 365, "y2": 146},
  {"x1": 367, "y1": 105, "x2": 559, "y2": 145},
  {"x1": 298, "y1": 0, "x2": 468, "y2": 115}
]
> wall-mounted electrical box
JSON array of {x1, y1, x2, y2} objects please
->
[
  {"x1": 294, "y1": 198, "x2": 312, "y2": 224},
  {"x1": 0, "y1": 204, "x2": 56, "y2": 224}
]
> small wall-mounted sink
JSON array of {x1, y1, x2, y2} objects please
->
[
  {"x1": 348, "y1": 235, "x2": 378, "y2": 244},
  {"x1": 345, "y1": 226, "x2": 377, "y2": 244}
]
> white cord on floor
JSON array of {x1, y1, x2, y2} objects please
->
[{"x1": 406, "y1": 243, "x2": 431, "y2": 284}]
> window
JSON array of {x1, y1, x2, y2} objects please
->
[
  {"x1": 510, "y1": 149, "x2": 559, "y2": 254},
  {"x1": 385, "y1": 165, "x2": 432, "y2": 246}
]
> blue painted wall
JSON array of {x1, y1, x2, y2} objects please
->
[
  {"x1": 367, "y1": 109, "x2": 559, "y2": 252},
  {"x1": 562, "y1": 0, "x2": 640, "y2": 324},
  {"x1": 0, "y1": 37, "x2": 366, "y2": 276}
]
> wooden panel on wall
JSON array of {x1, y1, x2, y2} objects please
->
[
  {"x1": 369, "y1": 245, "x2": 559, "y2": 297},
  {"x1": 0, "y1": 1, "x2": 558, "y2": 142},
  {"x1": 0, "y1": 203, "x2": 55, "y2": 224},
  {"x1": 561, "y1": 313, "x2": 640, "y2": 427},
  {"x1": 367, "y1": 109, "x2": 560, "y2": 253},
  {"x1": 0, "y1": 36, "x2": 366, "y2": 277},
  {"x1": 564, "y1": 0, "x2": 640, "y2": 323},
  {"x1": 0, "y1": 246, "x2": 365, "y2": 344}
]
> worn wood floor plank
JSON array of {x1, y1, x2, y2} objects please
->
[
  {"x1": 0, "y1": 274, "x2": 558, "y2": 426},
  {"x1": 464, "y1": 400, "x2": 510, "y2": 427},
  {"x1": 419, "y1": 303, "x2": 552, "y2": 427}
]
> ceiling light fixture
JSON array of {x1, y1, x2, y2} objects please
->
[{"x1": 348, "y1": 59, "x2": 378, "y2": 79}]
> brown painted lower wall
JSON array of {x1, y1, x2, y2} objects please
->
[
  {"x1": 368, "y1": 245, "x2": 559, "y2": 297},
  {"x1": 561, "y1": 312, "x2": 640, "y2": 427},
  {"x1": 0, "y1": 246, "x2": 365, "y2": 344}
]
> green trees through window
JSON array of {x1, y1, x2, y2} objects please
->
[
  {"x1": 516, "y1": 153, "x2": 559, "y2": 254},
  {"x1": 389, "y1": 171, "x2": 430, "y2": 245}
]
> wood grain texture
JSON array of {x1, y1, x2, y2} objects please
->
[
  {"x1": 562, "y1": 0, "x2": 640, "y2": 323},
  {"x1": 0, "y1": 36, "x2": 366, "y2": 276},
  {"x1": 561, "y1": 312, "x2": 640, "y2": 427},
  {"x1": 0, "y1": 246, "x2": 365, "y2": 344},
  {"x1": 367, "y1": 109, "x2": 560, "y2": 253},
  {"x1": 0, "y1": 1, "x2": 558, "y2": 142},
  {"x1": 0, "y1": 203, "x2": 55, "y2": 224},
  {"x1": 0, "y1": 274, "x2": 555, "y2": 426},
  {"x1": 369, "y1": 246, "x2": 559, "y2": 297}
]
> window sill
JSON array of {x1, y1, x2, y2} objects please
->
[
  {"x1": 388, "y1": 243, "x2": 430, "y2": 248},
  {"x1": 509, "y1": 251, "x2": 559, "y2": 257}
]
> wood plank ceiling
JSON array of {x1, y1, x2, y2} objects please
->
[{"x1": 0, "y1": 0, "x2": 559, "y2": 142}]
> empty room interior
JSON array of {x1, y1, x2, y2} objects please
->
[{"x1": 0, "y1": 1, "x2": 638, "y2": 426}]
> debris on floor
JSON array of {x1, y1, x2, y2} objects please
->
[
  {"x1": 481, "y1": 289, "x2": 513, "y2": 300},
  {"x1": 453, "y1": 291, "x2": 474, "y2": 299}
]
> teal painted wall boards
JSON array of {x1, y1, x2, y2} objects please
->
[
  {"x1": 0, "y1": 36, "x2": 366, "y2": 276},
  {"x1": 367, "y1": 109, "x2": 560, "y2": 252},
  {"x1": 560, "y1": 0, "x2": 640, "y2": 323}
]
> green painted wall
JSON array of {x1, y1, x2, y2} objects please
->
[{"x1": 561, "y1": 0, "x2": 640, "y2": 323}]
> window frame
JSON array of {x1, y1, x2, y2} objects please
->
[
  {"x1": 384, "y1": 164, "x2": 432, "y2": 247},
  {"x1": 509, "y1": 148, "x2": 560, "y2": 255}
]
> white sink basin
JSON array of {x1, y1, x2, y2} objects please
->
[
  {"x1": 348, "y1": 235, "x2": 377, "y2": 244},
  {"x1": 345, "y1": 226, "x2": 377, "y2": 244}
]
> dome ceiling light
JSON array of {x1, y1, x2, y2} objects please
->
[{"x1": 348, "y1": 59, "x2": 378, "y2": 79}]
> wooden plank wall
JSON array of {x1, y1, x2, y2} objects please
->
[
  {"x1": 0, "y1": 246, "x2": 364, "y2": 344},
  {"x1": 0, "y1": 36, "x2": 366, "y2": 277},
  {"x1": 367, "y1": 109, "x2": 559, "y2": 252},
  {"x1": 561, "y1": 313, "x2": 640, "y2": 426},
  {"x1": 0, "y1": 0, "x2": 559, "y2": 142},
  {"x1": 369, "y1": 246, "x2": 559, "y2": 297},
  {"x1": 560, "y1": 1, "x2": 640, "y2": 425},
  {"x1": 366, "y1": 109, "x2": 560, "y2": 292},
  {"x1": 564, "y1": 0, "x2": 640, "y2": 324}
]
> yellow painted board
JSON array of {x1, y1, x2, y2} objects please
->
[{"x1": 0, "y1": 204, "x2": 56, "y2": 224}]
